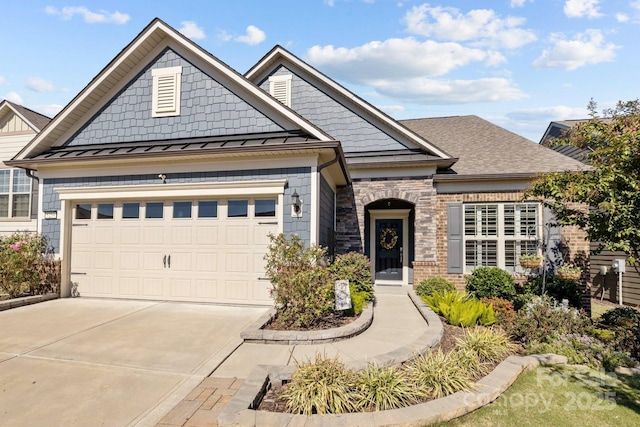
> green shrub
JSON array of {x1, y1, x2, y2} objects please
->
[
  {"x1": 598, "y1": 307, "x2": 640, "y2": 360},
  {"x1": 329, "y1": 252, "x2": 374, "y2": 301},
  {"x1": 407, "y1": 349, "x2": 474, "y2": 399},
  {"x1": 415, "y1": 277, "x2": 456, "y2": 297},
  {"x1": 347, "y1": 289, "x2": 369, "y2": 316},
  {"x1": 424, "y1": 291, "x2": 496, "y2": 327},
  {"x1": 465, "y1": 267, "x2": 516, "y2": 300},
  {"x1": 264, "y1": 233, "x2": 335, "y2": 328},
  {"x1": 508, "y1": 296, "x2": 589, "y2": 347},
  {"x1": 526, "y1": 274, "x2": 583, "y2": 308},
  {"x1": 0, "y1": 232, "x2": 48, "y2": 298},
  {"x1": 284, "y1": 353, "x2": 358, "y2": 415},
  {"x1": 356, "y1": 363, "x2": 421, "y2": 411}
]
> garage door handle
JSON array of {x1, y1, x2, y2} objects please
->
[
  {"x1": 168, "y1": 255, "x2": 171, "y2": 269},
  {"x1": 163, "y1": 255, "x2": 167, "y2": 268}
]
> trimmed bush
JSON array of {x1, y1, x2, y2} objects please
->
[
  {"x1": 415, "y1": 277, "x2": 456, "y2": 297},
  {"x1": 465, "y1": 266, "x2": 516, "y2": 300},
  {"x1": 329, "y1": 252, "x2": 374, "y2": 301},
  {"x1": 0, "y1": 232, "x2": 49, "y2": 298},
  {"x1": 480, "y1": 297, "x2": 515, "y2": 325}
]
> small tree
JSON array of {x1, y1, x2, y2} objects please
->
[{"x1": 527, "y1": 99, "x2": 640, "y2": 272}]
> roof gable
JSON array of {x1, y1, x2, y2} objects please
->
[
  {"x1": 0, "y1": 100, "x2": 51, "y2": 134},
  {"x1": 245, "y1": 46, "x2": 453, "y2": 161},
  {"x1": 14, "y1": 19, "x2": 331, "y2": 161}
]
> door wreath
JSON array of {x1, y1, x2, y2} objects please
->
[{"x1": 380, "y1": 228, "x2": 398, "y2": 250}]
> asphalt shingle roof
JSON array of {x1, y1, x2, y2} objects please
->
[
  {"x1": 400, "y1": 115, "x2": 586, "y2": 176},
  {"x1": 4, "y1": 100, "x2": 52, "y2": 131}
]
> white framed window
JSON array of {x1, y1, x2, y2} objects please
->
[
  {"x1": 463, "y1": 203, "x2": 541, "y2": 273},
  {"x1": 151, "y1": 66, "x2": 182, "y2": 117},
  {"x1": 269, "y1": 74, "x2": 292, "y2": 107},
  {"x1": 0, "y1": 169, "x2": 31, "y2": 218}
]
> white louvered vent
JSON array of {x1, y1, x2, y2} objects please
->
[
  {"x1": 269, "y1": 74, "x2": 292, "y2": 107},
  {"x1": 152, "y1": 66, "x2": 182, "y2": 117}
]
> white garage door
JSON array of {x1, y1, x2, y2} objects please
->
[{"x1": 70, "y1": 198, "x2": 279, "y2": 304}]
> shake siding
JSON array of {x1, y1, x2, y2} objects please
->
[
  {"x1": 260, "y1": 65, "x2": 409, "y2": 153},
  {"x1": 65, "y1": 48, "x2": 282, "y2": 147}
]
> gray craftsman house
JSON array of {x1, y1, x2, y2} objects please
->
[{"x1": 8, "y1": 19, "x2": 586, "y2": 304}]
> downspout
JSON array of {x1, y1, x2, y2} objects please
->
[
  {"x1": 25, "y1": 168, "x2": 40, "y2": 233},
  {"x1": 25, "y1": 168, "x2": 39, "y2": 182}
]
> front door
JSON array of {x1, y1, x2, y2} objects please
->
[{"x1": 375, "y1": 219, "x2": 403, "y2": 281}]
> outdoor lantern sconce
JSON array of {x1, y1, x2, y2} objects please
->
[
  {"x1": 291, "y1": 190, "x2": 303, "y2": 218},
  {"x1": 158, "y1": 174, "x2": 167, "y2": 184}
]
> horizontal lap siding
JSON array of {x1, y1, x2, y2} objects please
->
[{"x1": 590, "y1": 243, "x2": 640, "y2": 307}]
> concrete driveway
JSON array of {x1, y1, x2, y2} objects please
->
[{"x1": 0, "y1": 298, "x2": 267, "y2": 427}]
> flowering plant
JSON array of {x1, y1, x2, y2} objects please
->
[{"x1": 0, "y1": 232, "x2": 48, "y2": 298}]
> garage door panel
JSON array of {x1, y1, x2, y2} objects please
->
[
  {"x1": 143, "y1": 227, "x2": 165, "y2": 245},
  {"x1": 143, "y1": 253, "x2": 164, "y2": 270},
  {"x1": 93, "y1": 276, "x2": 114, "y2": 295},
  {"x1": 142, "y1": 278, "x2": 164, "y2": 297},
  {"x1": 119, "y1": 278, "x2": 140, "y2": 296},
  {"x1": 72, "y1": 250, "x2": 93, "y2": 270},
  {"x1": 196, "y1": 226, "x2": 218, "y2": 245},
  {"x1": 195, "y1": 280, "x2": 217, "y2": 299},
  {"x1": 226, "y1": 226, "x2": 248, "y2": 245},
  {"x1": 120, "y1": 227, "x2": 140, "y2": 245},
  {"x1": 252, "y1": 253, "x2": 268, "y2": 274},
  {"x1": 72, "y1": 226, "x2": 92, "y2": 244},
  {"x1": 94, "y1": 251, "x2": 114, "y2": 269},
  {"x1": 226, "y1": 253, "x2": 249, "y2": 272},
  {"x1": 170, "y1": 279, "x2": 191, "y2": 298},
  {"x1": 168, "y1": 252, "x2": 191, "y2": 271},
  {"x1": 225, "y1": 280, "x2": 248, "y2": 300},
  {"x1": 195, "y1": 253, "x2": 217, "y2": 272},
  {"x1": 170, "y1": 226, "x2": 193, "y2": 245},
  {"x1": 252, "y1": 281, "x2": 271, "y2": 302},
  {"x1": 120, "y1": 252, "x2": 140, "y2": 270},
  {"x1": 95, "y1": 227, "x2": 114, "y2": 244},
  {"x1": 253, "y1": 226, "x2": 277, "y2": 245}
]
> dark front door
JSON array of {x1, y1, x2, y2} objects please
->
[{"x1": 375, "y1": 219, "x2": 403, "y2": 281}]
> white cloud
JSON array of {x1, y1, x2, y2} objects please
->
[
  {"x1": 4, "y1": 91, "x2": 23, "y2": 104},
  {"x1": 234, "y1": 25, "x2": 266, "y2": 46},
  {"x1": 563, "y1": 0, "x2": 603, "y2": 18},
  {"x1": 510, "y1": 0, "x2": 529, "y2": 7},
  {"x1": 533, "y1": 29, "x2": 618, "y2": 70},
  {"x1": 36, "y1": 104, "x2": 64, "y2": 117},
  {"x1": 26, "y1": 77, "x2": 64, "y2": 92},
  {"x1": 373, "y1": 77, "x2": 527, "y2": 104},
  {"x1": 216, "y1": 29, "x2": 232, "y2": 43},
  {"x1": 306, "y1": 38, "x2": 502, "y2": 84},
  {"x1": 178, "y1": 21, "x2": 206, "y2": 40},
  {"x1": 507, "y1": 105, "x2": 589, "y2": 122},
  {"x1": 403, "y1": 4, "x2": 537, "y2": 49},
  {"x1": 616, "y1": 13, "x2": 629, "y2": 22},
  {"x1": 44, "y1": 6, "x2": 130, "y2": 25},
  {"x1": 377, "y1": 105, "x2": 405, "y2": 115}
]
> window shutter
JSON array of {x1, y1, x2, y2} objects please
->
[
  {"x1": 269, "y1": 75, "x2": 292, "y2": 107},
  {"x1": 447, "y1": 203, "x2": 463, "y2": 273}
]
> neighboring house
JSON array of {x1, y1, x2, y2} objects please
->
[
  {"x1": 0, "y1": 100, "x2": 51, "y2": 236},
  {"x1": 541, "y1": 121, "x2": 640, "y2": 307},
  {"x1": 8, "y1": 19, "x2": 586, "y2": 305}
]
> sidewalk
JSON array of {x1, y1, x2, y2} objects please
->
[{"x1": 156, "y1": 285, "x2": 436, "y2": 427}]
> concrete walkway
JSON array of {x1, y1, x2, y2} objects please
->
[{"x1": 158, "y1": 285, "x2": 437, "y2": 426}]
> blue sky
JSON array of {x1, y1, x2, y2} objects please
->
[{"x1": 2, "y1": 0, "x2": 638, "y2": 142}]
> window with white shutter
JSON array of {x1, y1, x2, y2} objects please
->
[
  {"x1": 151, "y1": 66, "x2": 182, "y2": 117},
  {"x1": 269, "y1": 74, "x2": 292, "y2": 107}
]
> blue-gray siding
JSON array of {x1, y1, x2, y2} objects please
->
[
  {"x1": 65, "y1": 48, "x2": 283, "y2": 146},
  {"x1": 42, "y1": 167, "x2": 311, "y2": 252},
  {"x1": 318, "y1": 175, "x2": 335, "y2": 250},
  {"x1": 259, "y1": 65, "x2": 409, "y2": 153}
]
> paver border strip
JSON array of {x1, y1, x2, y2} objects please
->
[{"x1": 0, "y1": 293, "x2": 59, "y2": 312}]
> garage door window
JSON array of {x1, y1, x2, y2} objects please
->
[
  {"x1": 146, "y1": 202, "x2": 164, "y2": 219},
  {"x1": 255, "y1": 199, "x2": 276, "y2": 217},
  {"x1": 198, "y1": 201, "x2": 217, "y2": 218},
  {"x1": 173, "y1": 201, "x2": 192, "y2": 218},
  {"x1": 76, "y1": 203, "x2": 92, "y2": 219},
  {"x1": 228, "y1": 200, "x2": 248, "y2": 218},
  {"x1": 123, "y1": 203, "x2": 140, "y2": 219},
  {"x1": 97, "y1": 203, "x2": 114, "y2": 219}
]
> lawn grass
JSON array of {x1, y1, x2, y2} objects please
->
[
  {"x1": 591, "y1": 299, "x2": 614, "y2": 320},
  {"x1": 436, "y1": 365, "x2": 640, "y2": 427}
]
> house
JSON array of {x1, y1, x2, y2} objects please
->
[
  {"x1": 7, "y1": 19, "x2": 586, "y2": 305},
  {"x1": 541, "y1": 121, "x2": 640, "y2": 307},
  {"x1": 0, "y1": 100, "x2": 51, "y2": 236}
]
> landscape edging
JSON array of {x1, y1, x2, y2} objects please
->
[{"x1": 0, "y1": 293, "x2": 59, "y2": 312}]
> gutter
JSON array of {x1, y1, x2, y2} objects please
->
[{"x1": 318, "y1": 146, "x2": 351, "y2": 184}]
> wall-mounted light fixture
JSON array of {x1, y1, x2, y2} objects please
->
[
  {"x1": 158, "y1": 174, "x2": 167, "y2": 184},
  {"x1": 291, "y1": 190, "x2": 302, "y2": 218}
]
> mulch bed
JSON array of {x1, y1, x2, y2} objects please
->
[{"x1": 263, "y1": 311, "x2": 359, "y2": 331}]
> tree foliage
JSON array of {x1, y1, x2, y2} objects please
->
[{"x1": 527, "y1": 99, "x2": 640, "y2": 268}]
